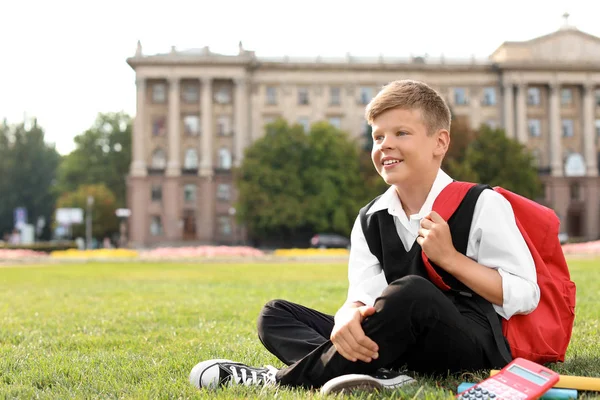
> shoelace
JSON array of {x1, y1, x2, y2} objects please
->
[{"x1": 229, "y1": 366, "x2": 272, "y2": 386}]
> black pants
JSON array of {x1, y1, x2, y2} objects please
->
[{"x1": 256, "y1": 275, "x2": 506, "y2": 388}]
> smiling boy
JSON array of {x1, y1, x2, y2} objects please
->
[{"x1": 189, "y1": 79, "x2": 540, "y2": 394}]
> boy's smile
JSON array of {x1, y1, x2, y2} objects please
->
[{"x1": 381, "y1": 156, "x2": 403, "y2": 170}]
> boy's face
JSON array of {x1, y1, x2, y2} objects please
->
[{"x1": 370, "y1": 107, "x2": 447, "y2": 187}]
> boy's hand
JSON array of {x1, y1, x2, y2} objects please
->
[
  {"x1": 331, "y1": 305, "x2": 379, "y2": 363},
  {"x1": 417, "y1": 211, "x2": 459, "y2": 270}
]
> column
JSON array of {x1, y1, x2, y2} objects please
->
[
  {"x1": 583, "y1": 83, "x2": 598, "y2": 177},
  {"x1": 343, "y1": 85, "x2": 358, "y2": 137},
  {"x1": 200, "y1": 77, "x2": 213, "y2": 176},
  {"x1": 502, "y1": 82, "x2": 515, "y2": 140},
  {"x1": 166, "y1": 77, "x2": 181, "y2": 176},
  {"x1": 234, "y1": 77, "x2": 249, "y2": 167},
  {"x1": 131, "y1": 77, "x2": 147, "y2": 176},
  {"x1": 549, "y1": 82, "x2": 563, "y2": 177},
  {"x1": 469, "y1": 86, "x2": 482, "y2": 130},
  {"x1": 515, "y1": 83, "x2": 528, "y2": 144}
]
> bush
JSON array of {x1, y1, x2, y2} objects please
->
[{"x1": 0, "y1": 241, "x2": 77, "y2": 253}]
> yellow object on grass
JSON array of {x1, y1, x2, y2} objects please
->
[{"x1": 50, "y1": 248, "x2": 139, "y2": 258}]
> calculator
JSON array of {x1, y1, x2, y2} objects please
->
[{"x1": 456, "y1": 358, "x2": 560, "y2": 399}]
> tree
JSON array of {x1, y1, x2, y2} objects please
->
[
  {"x1": 55, "y1": 184, "x2": 119, "y2": 239},
  {"x1": 443, "y1": 113, "x2": 479, "y2": 182},
  {"x1": 0, "y1": 118, "x2": 62, "y2": 240},
  {"x1": 235, "y1": 119, "x2": 368, "y2": 245},
  {"x1": 459, "y1": 125, "x2": 543, "y2": 199},
  {"x1": 55, "y1": 112, "x2": 132, "y2": 207},
  {"x1": 301, "y1": 121, "x2": 367, "y2": 234}
]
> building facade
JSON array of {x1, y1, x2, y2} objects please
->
[{"x1": 126, "y1": 21, "x2": 600, "y2": 247}]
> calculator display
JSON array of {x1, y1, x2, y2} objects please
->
[{"x1": 507, "y1": 365, "x2": 548, "y2": 385}]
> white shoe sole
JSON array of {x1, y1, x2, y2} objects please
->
[
  {"x1": 320, "y1": 374, "x2": 383, "y2": 395},
  {"x1": 320, "y1": 373, "x2": 416, "y2": 395}
]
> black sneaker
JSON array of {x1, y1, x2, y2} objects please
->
[
  {"x1": 320, "y1": 368, "x2": 416, "y2": 395},
  {"x1": 189, "y1": 359, "x2": 278, "y2": 390}
]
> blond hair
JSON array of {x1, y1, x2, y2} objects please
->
[{"x1": 365, "y1": 80, "x2": 451, "y2": 135}]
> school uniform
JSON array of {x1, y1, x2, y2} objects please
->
[{"x1": 257, "y1": 169, "x2": 539, "y2": 389}]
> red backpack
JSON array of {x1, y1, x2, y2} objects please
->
[{"x1": 422, "y1": 181, "x2": 576, "y2": 364}]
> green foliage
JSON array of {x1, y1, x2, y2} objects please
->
[
  {"x1": 0, "y1": 118, "x2": 62, "y2": 239},
  {"x1": 443, "y1": 114, "x2": 476, "y2": 176},
  {"x1": 0, "y1": 259, "x2": 598, "y2": 399},
  {"x1": 55, "y1": 112, "x2": 132, "y2": 207},
  {"x1": 446, "y1": 122, "x2": 542, "y2": 200},
  {"x1": 235, "y1": 119, "x2": 371, "y2": 242},
  {"x1": 55, "y1": 184, "x2": 119, "y2": 239}
]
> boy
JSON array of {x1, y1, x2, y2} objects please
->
[{"x1": 189, "y1": 80, "x2": 540, "y2": 394}]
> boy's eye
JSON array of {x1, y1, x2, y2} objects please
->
[
  {"x1": 374, "y1": 135, "x2": 383, "y2": 141},
  {"x1": 396, "y1": 131, "x2": 407, "y2": 136}
]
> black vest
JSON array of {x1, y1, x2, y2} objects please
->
[{"x1": 358, "y1": 184, "x2": 512, "y2": 367}]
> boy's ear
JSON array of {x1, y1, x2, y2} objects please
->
[{"x1": 434, "y1": 129, "x2": 450, "y2": 157}]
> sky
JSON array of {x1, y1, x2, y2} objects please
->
[{"x1": 1, "y1": 0, "x2": 599, "y2": 155}]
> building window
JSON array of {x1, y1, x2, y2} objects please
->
[
  {"x1": 453, "y1": 88, "x2": 468, "y2": 105},
  {"x1": 218, "y1": 148, "x2": 232, "y2": 170},
  {"x1": 152, "y1": 116, "x2": 166, "y2": 136},
  {"x1": 151, "y1": 148, "x2": 167, "y2": 169},
  {"x1": 150, "y1": 216, "x2": 163, "y2": 236},
  {"x1": 266, "y1": 86, "x2": 277, "y2": 105},
  {"x1": 595, "y1": 89, "x2": 600, "y2": 107},
  {"x1": 214, "y1": 86, "x2": 231, "y2": 104},
  {"x1": 218, "y1": 216, "x2": 232, "y2": 236},
  {"x1": 562, "y1": 119, "x2": 574, "y2": 137},
  {"x1": 184, "y1": 184, "x2": 197, "y2": 203},
  {"x1": 297, "y1": 117, "x2": 310, "y2": 133},
  {"x1": 151, "y1": 185, "x2": 162, "y2": 202},
  {"x1": 182, "y1": 83, "x2": 199, "y2": 103},
  {"x1": 596, "y1": 119, "x2": 600, "y2": 137},
  {"x1": 217, "y1": 115, "x2": 232, "y2": 136},
  {"x1": 298, "y1": 87, "x2": 309, "y2": 105},
  {"x1": 328, "y1": 117, "x2": 341, "y2": 129},
  {"x1": 561, "y1": 88, "x2": 573, "y2": 106},
  {"x1": 184, "y1": 115, "x2": 200, "y2": 136},
  {"x1": 217, "y1": 183, "x2": 231, "y2": 201},
  {"x1": 527, "y1": 88, "x2": 541, "y2": 106},
  {"x1": 330, "y1": 87, "x2": 341, "y2": 105},
  {"x1": 482, "y1": 87, "x2": 496, "y2": 106},
  {"x1": 184, "y1": 148, "x2": 198, "y2": 169},
  {"x1": 528, "y1": 119, "x2": 541, "y2": 137},
  {"x1": 359, "y1": 87, "x2": 373, "y2": 105},
  {"x1": 152, "y1": 83, "x2": 166, "y2": 103}
]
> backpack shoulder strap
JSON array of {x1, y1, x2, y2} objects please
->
[
  {"x1": 359, "y1": 195, "x2": 384, "y2": 265},
  {"x1": 431, "y1": 181, "x2": 479, "y2": 220}
]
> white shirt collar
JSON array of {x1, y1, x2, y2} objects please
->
[{"x1": 366, "y1": 169, "x2": 454, "y2": 221}]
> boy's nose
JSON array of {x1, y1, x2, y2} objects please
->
[{"x1": 380, "y1": 135, "x2": 394, "y2": 149}]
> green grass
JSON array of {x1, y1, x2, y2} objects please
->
[{"x1": 0, "y1": 259, "x2": 599, "y2": 399}]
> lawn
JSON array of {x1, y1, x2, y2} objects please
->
[{"x1": 0, "y1": 258, "x2": 598, "y2": 399}]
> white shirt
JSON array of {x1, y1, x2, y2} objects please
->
[{"x1": 346, "y1": 169, "x2": 540, "y2": 320}]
